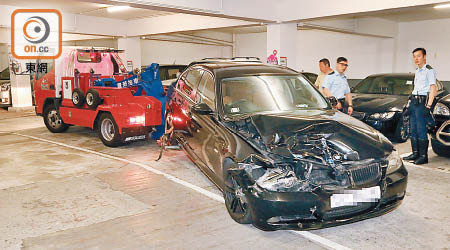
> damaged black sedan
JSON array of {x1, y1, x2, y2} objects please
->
[{"x1": 165, "y1": 62, "x2": 408, "y2": 231}]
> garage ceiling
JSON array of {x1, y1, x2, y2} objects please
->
[
  {"x1": 336, "y1": 4, "x2": 450, "y2": 22},
  {"x1": 369, "y1": 5, "x2": 450, "y2": 22},
  {"x1": 0, "y1": 0, "x2": 174, "y2": 20}
]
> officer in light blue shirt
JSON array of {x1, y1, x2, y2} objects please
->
[
  {"x1": 403, "y1": 48, "x2": 437, "y2": 165},
  {"x1": 322, "y1": 57, "x2": 353, "y2": 115}
]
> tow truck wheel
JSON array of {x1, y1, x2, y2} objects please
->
[
  {"x1": 43, "y1": 105, "x2": 69, "y2": 133},
  {"x1": 98, "y1": 113, "x2": 122, "y2": 147},
  {"x1": 86, "y1": 88, "x2": 101, "y2": 109},
  {"x1": 72, "y1": 88, "x2": 85, "y2": 108}
]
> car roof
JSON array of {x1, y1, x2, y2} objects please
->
[
  {"x1": 366, "y1": 73, "x2": 414, "y2": 78},
  {"x1": 190, "y1": 62, "x2": 299, "y2": 79}
]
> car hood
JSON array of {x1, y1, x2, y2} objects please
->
[
  {"x1": 352, "y1": 93, "x2": 408, "y2": 113},
  {"x1": 438, "y1": 94, "x2": 450, "y2": 107},
  {"x1": 225, "y1": 109, "x2": 393, "y2": 161}
]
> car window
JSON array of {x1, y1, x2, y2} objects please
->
[
  {"x1": 221, "y1": 75, "x2": 328, "y2": 115},
  {"x1": 167, "y1": 68, "x2": 181, "y2": 79},
  {"x1": 197, "y1": 71, "x2": 215, "y2": 110},
  {"x1": 353, "y1": 76, "x2": 413, "y2": 95},
  {"x1": 77, "y1": 52, "x2": 102, "y2": 63},
  {"x1": 178, "y1": 69, "x2": 203, "y2": 100}
]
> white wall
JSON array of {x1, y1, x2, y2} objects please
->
[
  {"x1": 395, "y1": 18, "x2": 450, "y2": 80},
  {"x1": 141, "y1": 40, "x2": 232, "y2": 66},
  {"x1": 234, "y1": 33, "x2": 267, "y2": 61},
  {"x1": 296, "y1": 30, "x2": 394, "y2": 79},
  {"x1": 235, "y1": 30, "x2": 395, "y2": 79}
]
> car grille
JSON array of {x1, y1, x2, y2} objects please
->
[
  {"x1": 323, "y1": 202, "x2": 374, "y2": 220},
  {"x1": 348, "y1": 162, "x2": 381, "y2": 186}
]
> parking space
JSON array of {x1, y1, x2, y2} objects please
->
[{"x1": 1, "y1": 113, "x2": 449, "y2": 250}]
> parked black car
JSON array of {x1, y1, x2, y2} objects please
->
[
  {"x1": 165, "y1": 61, "x2": 407, "y2": 231},
  {"x1": 352, "y1": 73, "x2": 448, "y2": 142},
  {"x1": 430, "y1": 94, "x2": 450, "y2": 157},
  {"x1": 0, "y1": 67, "x2": 11, "y2": 106},
  {"x1": 301, "y1": 72, "x2": 318, "y2": 84}
]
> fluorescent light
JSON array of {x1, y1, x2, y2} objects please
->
[
  {"x1": 107, "y1": 5, "x2": 131, "y2": 12},
  {"x1": 434, "y1": 3, "x2": 450, "y2": 9}
]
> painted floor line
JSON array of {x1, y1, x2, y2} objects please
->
[{"x1": 12, "y1": 132, "x2": 353, "y2": 250}]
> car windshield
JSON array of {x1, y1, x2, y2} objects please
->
[
  {"x1": 159, "y1": 66, "x2": 186, "y2": 81},
  {"x1": 221, "y1": 75, "x2": 329, "y2": 115},
  {"x1": 353, "y1": 75, "x2": 414, "y2": 95}
]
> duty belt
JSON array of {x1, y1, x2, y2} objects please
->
[{"x1": 409, "y1": 94, "x2": 427, "y2": 104}]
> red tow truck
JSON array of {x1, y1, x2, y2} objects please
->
[{"x1": 33, "y1": 48, "x2": 161, "y2": 147}]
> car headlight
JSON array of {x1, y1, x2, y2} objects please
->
[
  {"x1": 433, "y1": 103, "x2": 450, "y2": 116},
  {"x1": 386, "y1": 150, "x2": 402, "y2": 175},
  {"x1": 369, "y1": 112, "x2": 396, "y2": 120},
  {"x1": 377, "y1": 131, "x2": 391, "y2": 144}
]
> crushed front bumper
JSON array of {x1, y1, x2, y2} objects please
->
[{"x1": 244, "y1": 164, "x2": 408, "y2": 231}]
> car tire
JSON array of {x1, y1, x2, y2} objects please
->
[
  {"x1": 43, "y1": 105, "x2": 69, "y2": 133},
  {"x1": 98, "y1": 113, "x2": 122, "y2": 147},
  {"x1": 223, "y1": 158, "x2": 252, "y2": 224},
  {"x1": 72, "y1": 88, "x2": 85, "y2": 108},
  {"x1": 394, "y1": 115, "x2": 409, "y2": 143},
  {"x1": 85, "y1": 88, "x2": 101, "y2": 109},
  {"x1": 431, "y1": 137, "x2": 450, "y2": 157}
]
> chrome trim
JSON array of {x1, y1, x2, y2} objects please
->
[{"x1": 436, "y1": 120, "x2": 450, "y2": 146}]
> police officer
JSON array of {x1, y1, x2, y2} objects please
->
[
  {"x1": 403, "y1": 48, "x2": 437, "y2": 165},
  {"x1": 322, "y1": 57, "x2": 353, "y2": 116}
]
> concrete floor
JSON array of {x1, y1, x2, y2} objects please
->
[{"x1": 0, "y1": 108, "x2": 449, "y2": 250}]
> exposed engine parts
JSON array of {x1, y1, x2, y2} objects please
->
[{"x1": 225, "y1": 116, "x2": 384, "y2": 192}]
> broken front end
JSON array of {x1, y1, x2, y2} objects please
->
[{"x1": 225, "y1": 117, "x2": 408, "y2": 231}]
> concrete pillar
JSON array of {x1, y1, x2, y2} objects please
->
[
  {"x1": 10, "y1": 74, "x2": 32, "y2": 108},
  {"x1": 266, "y1": 23, "x2": 297, "y2": 69},
  {"x1": 117, "y1": 37, "x2": 142, "y2": 71}
]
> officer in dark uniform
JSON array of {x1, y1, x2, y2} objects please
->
[{"x1": 403, "y1": 48, "x2": 437, "y2": 165}]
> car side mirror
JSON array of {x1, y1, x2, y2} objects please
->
[
  {"x1": 192, "y1": 103, "x2": 213, "y2": 115},
  {"x1": 326, "y1": 96, "x2": 338, "y2": 106}
]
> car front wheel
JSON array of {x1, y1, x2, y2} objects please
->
[
  {"x1": 223, "y1": 159, "x2": 252, "y2": 224},
  {"x1": 431, "y1": 137, "x2": 450, "y2": 157}
]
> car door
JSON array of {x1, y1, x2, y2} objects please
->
[
  {"x1": 170, "y1": 68, "x2": 203, "y2": 155},
  {"x1": 190, "y1": 71, "x2": 223, "y2": 171}
]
